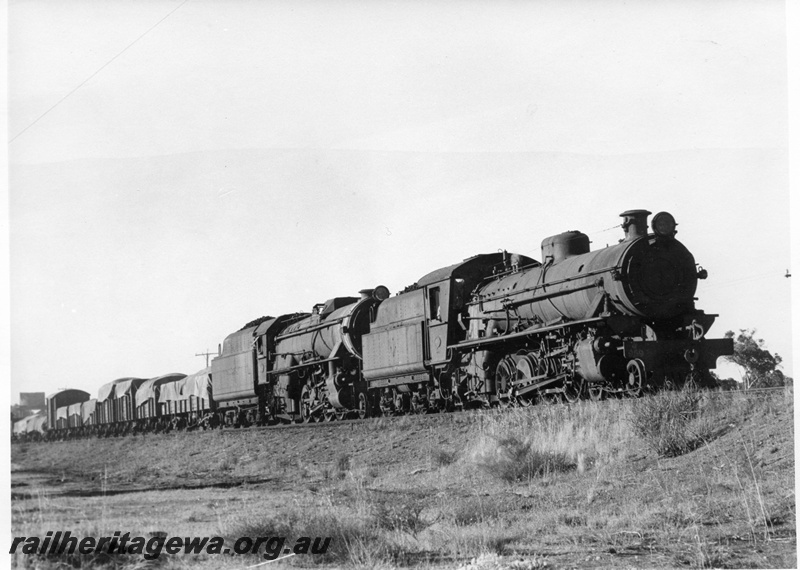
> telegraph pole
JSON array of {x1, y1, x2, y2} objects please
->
[{"x1": 195, "y1": 349, "x2": 219, "y2": 368}]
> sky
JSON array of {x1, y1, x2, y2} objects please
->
[{"x1": 4, "y1": 0, "x2": 795, "y2": 401}]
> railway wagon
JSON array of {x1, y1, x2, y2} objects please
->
[
  {"x1": 159, "y1": 367, "x2": 214, "y2": 429},
  {"x1": 14, "y1": 413, "x2": 47, "y2": 440},
  {"x1": 46, "y1": 389, "x2": 90, "y2": 436},
  {"x1": 29, "y1": 415, "x2": 47, "y2": 437},
  {"x1": 80, "y1": 399, "x2": 97, "y2": 436},
  {"x1": 96, "y1": 377, "x2": 146, "y2": 435},
  {"x1": 134, "y1": 373, "x2": 187, "y2": 431},
  {"x1": 12, "y1": 417, "x2": 28, "y2": 438},
  {"x1": 66, "y1": 402, "x2": 83, "y2": 429},
  {"x1": 55, "y1": 406, "x2": 69, "y2": 431}
]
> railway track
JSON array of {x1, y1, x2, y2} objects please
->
[{"x1": 19, "y1": 385, "x2": 790, "y2": 443}]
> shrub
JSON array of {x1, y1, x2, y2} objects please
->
[
  {"x1": 431, "y1": 448, "x2": 458, "y2": 467},
  {"x1": 335, "y1": 453, "x2": 351, "y2": 477},
  {"x1": 452, "y1": 497, "x2": 503, "y2": 526},
  {"x1": 371, "y1": 497, "x2": 427, "y2": 536},
  {"x1": 629, "y1": 387, "x2": 711, "y2": 457},
  {"x1": 471, "y1": 435, "x2": 574, "y2": 483},
  {"x1": 228, "y1": 510, "x2": 393, "y2": 565}
]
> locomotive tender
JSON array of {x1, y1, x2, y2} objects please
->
[{"x1": 18, "y1": 209, "x2": 733, "y2": 439}]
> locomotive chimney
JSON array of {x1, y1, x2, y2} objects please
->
[
  {"x1": 619, "y1": 210, "x2": 652, "y2": 241},
  {"x1": 359, "y1": 286, "x2": 390, "y2": 301}
]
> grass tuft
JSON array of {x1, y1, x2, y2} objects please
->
[
  {"x1": 471, "y1": 435, "x2": 575, "y2": 483},
  {"x1": 228, "y1": 510, "x2": 395, "y2": 565},
  {"x1": 452, "y1": 497, "x2": 504, "y2": 527},
  {"x1": 371, "y1": 496, "x2": 427, "y2": 536},
  {"x1": 335, "y1": 453, "x2": 351, "y2": 479},
  {"x1": 628, "y1": 386, "x2": 712, "y2": 457},
  {"x1": 430, "y1": 448, "x2": 458, "y2": 467}
]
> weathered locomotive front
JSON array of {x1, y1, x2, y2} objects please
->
[{"x1": 462, "y1": 210, "x2": 732, "y2": 402}]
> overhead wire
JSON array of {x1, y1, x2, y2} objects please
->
[
  {"x1": 699, "y1": 271, "x2": 787, "y2": 291},
  {"x1": 9, "y1": 0, "x2": 191, "y2": 144}
]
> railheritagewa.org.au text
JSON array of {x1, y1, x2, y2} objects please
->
[{"x1": 10, "y1": 531, "x2": 331, "y2": 560}]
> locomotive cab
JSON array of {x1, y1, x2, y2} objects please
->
[{"x1": 361, "y1": 252, "x2": 535, "y2": 413}]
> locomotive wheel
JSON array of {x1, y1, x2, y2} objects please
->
[
  {"x1": 626, "y1": 359, "x2": 645, "y2": 397},
  {"x1": 357, "y1": 392, "x2": 369, "y2": 419},
  {"x1": 495, "y1": 357, "x2": 519, "y2": 396},
  {"x1": 562, "y1": 377, "x2": 585, "y2": 404},
  {"x1": 323, "y1": 410, "x2": 337, "y2": 422},
  {"x1": 300, "y1": 386, "x2": 314, "y2": 423}
]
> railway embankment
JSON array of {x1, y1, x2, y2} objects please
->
[{"x1": 11, "y1": 387, "x2": 796, "y2": 569}]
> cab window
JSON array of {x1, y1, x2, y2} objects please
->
[{"x1": 429, "y1": 287, "x2": 441, "y2": 321}]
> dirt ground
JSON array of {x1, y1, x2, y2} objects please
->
[{"x1": 10, "y1": 389, "x2": 797, "y2": 569}]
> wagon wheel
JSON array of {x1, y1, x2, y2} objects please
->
[
  {"x1": 357, "y1": 392, "x2": 369, "y2": 419},
  {"x1": 300, "y1": 385, "x2": 314, "y2": 423},
  {"x1": 625, "y1": 359, "x2": 645, "y2": 398}
]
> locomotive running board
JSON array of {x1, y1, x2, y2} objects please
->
[{"x1": 450, "y1": 317, "x2": 604, "y2": 351}]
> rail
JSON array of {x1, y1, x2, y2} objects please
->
[{"x1": 14, "y1": 385, "x2": 791, "y2": 442}]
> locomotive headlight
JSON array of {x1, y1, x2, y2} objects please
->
[{"x1": 652, "y1": 211, "x2": 677, "y2": 238}]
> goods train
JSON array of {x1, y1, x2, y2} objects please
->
[{"x1": 13, "y1": 209, "x2": 733, "y2": 441}]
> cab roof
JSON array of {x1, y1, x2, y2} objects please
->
[{"x1": 414, "y1": 252, "x2": 538, "y2": 288}]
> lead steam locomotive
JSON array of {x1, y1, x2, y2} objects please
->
[{"x1": 17, "y1": 209, "x2": 733, "y2": 440}]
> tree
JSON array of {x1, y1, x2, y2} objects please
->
[{"x1": 723, "y1": 329, "x2": 788, "y2": 388}]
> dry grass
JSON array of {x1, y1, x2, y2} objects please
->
[
  {"x1": 470, "y1": 435, "x2": 574, "y2": 482},
  {"x1": 629, "y1": 386, "x2": 715, "y2": 457},
  {"x1": 10, "y1": 388, "x2": 795, "y2": 569}
]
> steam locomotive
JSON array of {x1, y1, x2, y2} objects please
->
[{"x1": 16, "y1": 209, "x2": 733, "y2": 439}]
